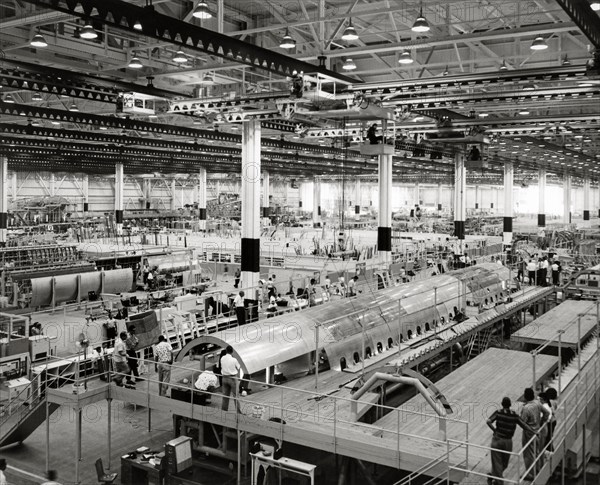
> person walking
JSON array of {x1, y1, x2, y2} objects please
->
[
  {"x1": 104, "y1": 311, "x2": 117, "y2": 348},
  {"x1": 486, "y1": 397, "x2": 536, "y2": 485},
  {"x1": 233, "y1": 291, "x2": 246, "y2": 326},
  {"x1": 233, "y1": 267, "x2": 241, "y2": 288},
  {"x1": 154, "y1": 335, "x2": 173, "y2": 397},
  {"x1": 220, "y1": 345, "x2": 241, "y2": 413},
  {"x1": 112, "y1": 332, "x2": 134, "y2": 388},
  {"x1": 551, "y1": 260, "x2": 560, "y2": 286},
  {"x1": 520, "y1": 387, "x2": 550, "y2": 480},
  {"x1": 125, "y1": 325, "x2": 140, "y2": 383}
]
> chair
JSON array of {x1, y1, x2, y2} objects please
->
[{"x1": 95, "y1": 458, "x2": 118, "y2": 484}]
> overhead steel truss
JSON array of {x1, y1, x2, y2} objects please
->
[
  {"x1": 0, "y1": 59, "x2": 186, "y2": 101},
  {"x1": 556, "y1": 0, "x2": 600, "y2": 49},
  {"x1": 19, "y1": 0, "x2": 356, "y2": 85}
]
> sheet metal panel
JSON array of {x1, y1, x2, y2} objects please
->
[
  {"x1": 80, "y1": 272, "x2": 102, "y2": 297},
  {"x1": 30, "y1": 277, "x2": 53, "y2": 307},
  {"x1": 103, "y1": 268, "x2": 133, "y2": 294},
  {"x1": 53, "y1": 274, "x2": 78, "y2": 304}
]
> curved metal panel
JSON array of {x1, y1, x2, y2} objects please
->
[
  {"x1": 30, "y1": 277, "x2": 53, "y2": 307},
  {"x1": 53, "y1": 274, "x2": 78, "y2": 304},
  {"x1": 178, "y1": 263, "x2": 509, "y2": 376},
  {"x1": 103, "y1": 268, "x2": 134, "y2": 294},
  {"x1": 80, "y1": 272, "x2": 102, "y2": 298}
]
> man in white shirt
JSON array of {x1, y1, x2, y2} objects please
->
[
  {"x1": 233, "y1": 291, "x2": 246, "y2": 326},
  {"x1": 527, "y1": 259, "x2": 538, "y2": 285},
  {"x1": 0, "y1": 459, "x2": 7, "y2": 485},
  {"x1": 194, "y1": 368, "x2": 219, "y2": 404},
  {"x1": 112, "y1": 332, "x2": 133, "y2": 388},
  {"x1": 220, "y1": 345, "x2": 241, "y2": 412},
  {"x1": 154, "y1": 335, "x2": 173, "y2": 397}
]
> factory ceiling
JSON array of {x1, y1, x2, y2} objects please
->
[{"x1": 0, "y1": 0, "x2": 599, "y2": 184}]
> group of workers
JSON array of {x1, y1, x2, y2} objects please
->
[
  {"x1": 487, "y1": 387, "x2": 557, "y2": 484},
  {"x1": 521, "y1": 256, "x2": 561, "y2": 286}
]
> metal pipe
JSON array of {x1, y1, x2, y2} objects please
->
[
  {"x1": 107, "y1": 398, "x2": 112, "y2": 470},
  {"x1": 578, "y1": 314, "x2": 582, "y2": 373},
  {"x1": 558, "y1": 331, "x2": 563, "y2": 395}
]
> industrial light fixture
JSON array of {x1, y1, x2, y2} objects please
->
[
  {"x1": 398, "y1": 50, "x2": 414, "y2": 64},
  {"x1": 499, "y1": 59, "x2": 508, "y2": 71},
  {"x1": 342, "y1": 58, "x2": 356, "y2": 70},
  {"x1": 51, "y1": 120, "x2": 60, "y2": 125},
  {"x1": 562, "y1": 54, "x2": 571, "y2": 66},
  {"x1": 128, "y1": 55, "x2": 143, "y2": 69},
  {"x1": 3, "y1": 94, "x2": 14, "y2": 103},
  {"x1": 192, "y1": 1, "x2": 212, "y2": 19},
  {"x1": 80, "y1": 21, "x2": 97, "y2": 39},
  {"x1": 519, "y1": 109, "x2": 530, "y2": 115},
  {"x1": 530, "y1": 36, "x2": 548, "y2": 50},
  {"x1": 341, "y1": 18, "x2": 359, "y2": 41},
  {"x1": 173, "y1": 50, "x2": 187, "y2": 63},
  {"x1": 202, "y1": 72, "x2": 215, "y2": 84},
  {"x1": 69, "y1": 101, "x2": 79, "y2": 111},
  {"x1": 32, "y1": 92, "x2": 43, "y2": 101},
  {"x1": 442, "y1": 65, "x2": 449, "y2": 76},
  {"x1": 591, "y1": 1, "x2": 600, "y2": 11},
  {"x1": 133, "y1": 20, "x2": 143, "y2": 30},
  {"x1": 30, "y1": 31, "x2": 48, "y2": 48},
  {"x1": 411, "y1": 8, "x2": 430, "y2": 33},
  {"x1": 279, "y1": 28, "x2": 296, "y2": 49}
]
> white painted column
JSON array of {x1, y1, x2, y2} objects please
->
[
  {"x1": 11, "y1": 172, "x2": 17, "y2": 204},
  {"x1": 503, "y1": 162, "x2": 514, "y2": 245},
  {"x1": 355, "y1": 179, "x2": 361, "y2": 218},
  {"x1": 474, "y1": 185, "x2": 479, "y2": 210},
  {"x1": 436, "y1": 182, "x2": 443, "y2": 211},
  {"x1": 378, "y1": 154, "x2": 393, "y2": 263},
  {"x1": 170, "y1": 179, "x2": 177, "y2": 211},
  {"x1": 312, "y1": 177, "x2": 321, "y2": 226},
  {"x1": 241, "y1": 120, "x2": 261, "y2": 290},
  {"x1": 415, "y1": 182, "x2": 420, "y2": 207},
  {"x1": 538, "y1": 168, "x2": 546, "y2": 227},
  {"x1": 115, "y1": 163, "x2": 124, "y2": 235},
  {"x1": 143, "y1": 179, "x2": 151, "y2": 209},
  {"x1": 262, "y1": 170, "x2": 270, "y2": 218},
  {"x1": 0, "y1": 157, "x2": 7, "y2": 247},
  {"x1": 454, "y1": 153, "x2": 466, "y2": 248},
  {"x1": 564, "y1": 174, "x2": 572, "y2": 224},
  {"x1": 82, "y1": 173, "x2": 89, "y2": 213},
  {"x1": 583, "y1": 177, "x2": 590, "y2": 221},
  {"x1": 198, "y1": 168, "x2": 207, "y2": 230},
  {"x1": 49, "y1": 173, "x2": 56, "y2": 197}
]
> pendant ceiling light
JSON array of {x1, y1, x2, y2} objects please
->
[
  {"x1": 398, "y1": 50, "x2": 414, "y2": 64},
  {"x1": 80, "y1": 22, "x2": 97, "y2": 40},
  {"x1": 499, "y1": 59, "x2": 508, "y2": 71},
  {"x1": 203, "y1": 72, "x2": 215, "y2": 84},
  {"x1": 192, "y1": 1, "x2": 212, "y2": 19},
  {"x1": 280, "y1": 28, "x2": 296, "y2": 49},
  {"x1": 3, "y1": 94, "x2": 14, "y2": 103},
  {"x1": 133, "y1": 20, "x2": 143, "y2": 30},
  {"x1": 32, "y1": 92, "x2": 43, "y2": 101},
  {"x1": 69, "y1": 101, "x2": 79, "y2": 111},
  {"x1": 562, "y1": 54, "x2": 571, "y2": 66},
  {"x1": 591, "y1": 1, "x2": 600, "y2": 12},
  {"x1": 530, "y1": 36, "x2": 548, "y2": 50},
  {"x1": 342, "y1": 58, "x2": 356, "y2": 70},
  {"x1": 173, "y1": 50, "x2": 188, "y2": 63},
  {"x1": 30, "y1": 32, "x2": 48, "y2": 48},
  {"x1": 341, "y1": 19, "x2": 359, "y2": 41},
  {"x1": 128, "y1": 55, "x2": 143, "y2": 69},
  {"x1": 411, "y1": 8, "x2": 430, "y2": 33}
]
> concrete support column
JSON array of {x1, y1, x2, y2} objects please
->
[
  {"x1": 11, "y1": 173, "x2": 17, "y2": 204},
  {"x1": 454, "y1": 153, "x2": 466, "y2": 247},
  {"x1": 564, "y1": 174, "x2": 572, "y2": 224},
  {"x1": 170, "y1": 179, "x2": 177, "y2": 211},
  {"x1": 312, "y1": 178, "x2": 321, "y2": 226},
  {"x1": 437, "y1": 182, "x2": 442, "y2": 211},
  {"x1": 262, "y1": 171, "x2": 270, "y2": 218},
  {"x1": 378, "y1": 154, "x2": 393, "y2": 263},
  {"x1": 241, "y1": 120, "x2": 261, "y2": 290},
  {"x1": 583, "y1": 177, "x2": 590, "y2": 221},
  {"x1": 415, "y1": 182, "x2": 420, "y2": 206},
  {"x1": 355, "y1": 179, "x2": 361, "y2": 216},
  {"x1": 474, "y1": 185, "x2": 479, "y2": 210},
  {"x1": 503, "y1": 162, "x2": 514, "y2": 246},
  {"x1": 198, "y1": 168, "x2": 207, "y2": 230},
  {"x1": 49, "y1": 173, "x2": 56, "y2": 197},
  {"x1": 538, "y1": 168, "x2": 546, "y2": 227},
  {"x1": 0, "y1": 157, "x2": 7, "y2": 247},
  {"x1": 82, "y1": 174, "x2": 89, "y2": 213},
  {"x1": 143, "y1": 179, "x2": 151, "y2": 209},
  {"x1": 114, "y1": 163, "x2": 124, "y2": 236}
]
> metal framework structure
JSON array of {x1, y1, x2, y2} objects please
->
[{"x1": 0, "y1": 0, "x2": 598, "y2": 184}]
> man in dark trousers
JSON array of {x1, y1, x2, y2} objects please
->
[
  {"x1": 233, "y1": 291, "x2": 246, "y2": 326},
  {"x1": 487, "y1": 397, "x2": 537, "y2": 485},
  {"x1": 366, "y1": 123, "x2": 383, "y2": 144}
]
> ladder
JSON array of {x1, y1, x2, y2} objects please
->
[{"x1": 466, "y1": 327, "x2": 494, "y2": 361}]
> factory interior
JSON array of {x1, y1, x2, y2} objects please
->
[{"x1": 1, "y1": 0, "x2": 600, "y2": 484}]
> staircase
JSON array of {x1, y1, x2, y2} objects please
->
[
  {"x1": 0, "y1": 367, "x2": 69, "y2": 448},
  {"x1": 466, "y1": 328, "x2": 494, "y2": 361}
]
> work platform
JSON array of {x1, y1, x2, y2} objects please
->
[{"x1": 511, "y1": 299, "x2": 598, "y2": 348}]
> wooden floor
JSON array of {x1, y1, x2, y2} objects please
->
[
  {"x1": 373, "y1": 348, "x2": 558, "y2": 472},
  {"x1": 512, "y1": 300, "x2": 598, "y2": 348}
]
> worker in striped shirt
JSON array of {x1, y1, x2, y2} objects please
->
[{"x1": 486, "y1": 397, "x2": 537, "y2": 485}]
